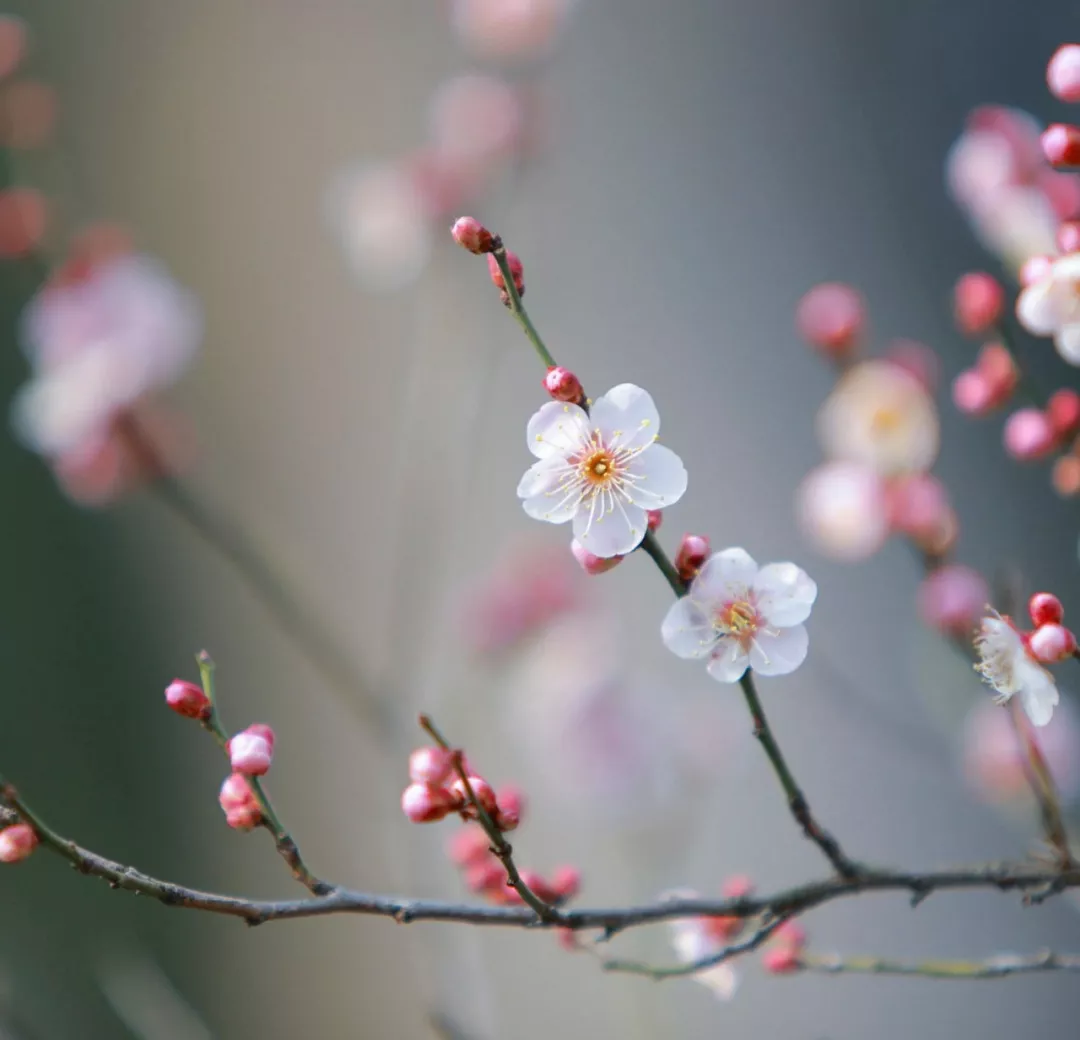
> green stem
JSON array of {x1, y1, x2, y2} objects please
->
[
  {"x1": 800, "y1": 949, "x2": 1080, "y2": 979},
  {"x1": 493, "y1": 243, "x2": 557, "y2": 369},
  {"x1": 639, "y1": 530, "x2": 687, "y2": 596}
]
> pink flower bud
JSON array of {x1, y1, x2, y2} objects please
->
[
  {"x1": 977, "y1": 343, "x2": 1018, "y2": 400},
  {"x1": 1048, "y1": 389, "x2": 1080, "y2": 441},
  {"x1": 0, "y1": 16, "x2": 27, "y2": 80},
  {"x1": 1030, "y1": 592, "x2": 1066, "y2": 627},
  {"x1": 570, "y1": 538, "x2": 623, "y2": 575},
  {"x1": 917, "y1": 564, "x2": 990, "y2": 638},
  {"x1": 773, "y1": 919, "x2": 808, "y2": 951},
  {"x1": 227, "y1": 725, "x2": 275, "y2": 776},
  {"x1": 646, "y1": 509, "x2": 663, "y2": 531},
  {"x1": 887, "y1": 473, "x2": 951, "y2": 547},
  {"x1": 1058, "y1": 221, "x2": 1080, "y2": 254},
  {"x1": 762, "y1": 945, "x2": 802, "y2": 975},
  {"x1": 447, "y1": 824, "x2": 492, "y2": 867},
  {"x1": 409, "y1": 746, "x2": 455, "y2": 786},
  {"x1": 465, "y1": 857, "x2": 506, "y2": 893},
  {"x1": 164, "y1": 678, "x2": 211, "y2": 720},
  {"x1": 487, "y1": 250, "x2": 524, "y2": 295},
  {"x1": 1042, "y1": 124, "x2": 1080, "y2": 167},
  {"x1": 450, "y1": 775, "x2": 498, "y2": 817},
  {"x1": 0, "y1": 823, "x2": 37, "y2": 863},
  {"x1": 721, "y1": 874, "x2": 755, "y2": 899},
  {"x1": 219, "y1": 773, "x2": 262, "y2": 831},
  {"x1": 953, "y1": 273, "x2": 1004, "y2": 336},
  {"x1": 702, "y1": 914, "x2": 742, "y2": 942},
  {"x1": 516, "y1": 869, "x2": 558, "y2": 904},
  {"x1": 1028, "y1": 623, "x2": 1077, "y2": 663},
  {"x1": 401, "y1": 782, "x2": 456, "y2": 823},
  {"x1": 1048, "y1": 45, "x2": 1080, "y2": 102},
  {"x1": 1004, "y1": 408, "x2": 1056, "y2": 460},
  {"x1": 952, "y1": 369, "x2": 996, "y2": 417},
  {"x1": 1053, "y1": 455, "x2": 1080, "y2": 498},
  {"x1": 675, "y1": 534, "x2": 710, "y2": 581},
  {"x1": 550, "y1": 865, "x2": 581, "y2": 900},
  {"x1": 543, "y1": 365, "x2": 584, "y2": 403},
  {"x1": 451, "y1": 215, "x2": 495, "y2": 254},
  {"x1": 795, "y1": 283, "x2": 866, "y2": 359},
  {"x1": 494, "y1": 785, "x2": 525, "y2": 832}
]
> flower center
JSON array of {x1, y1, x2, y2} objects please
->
[
  {"x1": 716, "y1": 598, "x2": 761, "y2": 645},
  {"x1": 581, "y1": 448, "x2": 616, "y2": 486},
  {"x1": 869, "y1": 405, "x2": 903, "y2": 436}
]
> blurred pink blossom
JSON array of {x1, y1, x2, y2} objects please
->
[
  {"x1": 796, "y1": 460, "x2": 889, "y2": 561},
  {"x1": 449, "y1": 0, "x2": 575, "y2": 61}
]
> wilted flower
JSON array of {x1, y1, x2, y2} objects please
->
[
  {"x1": 518, "y1": 384, "x2": 687, "y2": 558},
  {"x1": 817, "y1": 360, "x2": 939, "y2": 476},
  {"x1": 974, "y1": 614, "x2": 1059, "y2": 727},
  {"x1": 1016, "y1": 253, "x2": 1080, "y2": 365},
  {"x1": 661, "y1": 548, "x2": 816, "y2": 683}
]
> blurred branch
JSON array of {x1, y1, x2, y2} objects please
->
[{"x1": 799, "y1": 949, "x2": 1080, "y2": 979}]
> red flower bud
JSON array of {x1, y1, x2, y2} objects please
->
[{"x1": 164, "y1": 679, "x2": 211, "y2": 720}]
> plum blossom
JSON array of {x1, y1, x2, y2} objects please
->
[
  {"x1": 12, "y1": 254, "x2": 200, "y2": 459},
  {"x1": 518, "y1": 384, "x2": 687, "y2": 558},
  {"x1": 974, "y1": 614, "x2": 1060, "y2": 727},
  {"x1": 662, "y1": 548, "x2": 816, "y2": 683},
  {"x1": 665, "y1": 892, "x2": 739, "y2": 1000},
  {"x1": 1016, "y1": 253, "x2": 1080, "y2": 364},
  {"x1": 816, "y1": 360, "x2": 939, "y2": 476}
]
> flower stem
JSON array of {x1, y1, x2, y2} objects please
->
[
  {"x1": 492, "y1": 241, "x2": 557, "y2": 369},
  {"x1": 799, "y1": 949, "x2": 1080, "y2": 979},
  {"x1": 638, "y1": 530, "x2": 687, "y2": 596},
  {"x1": 738, "y1": 672, "x2": 859, "y2": 878}
]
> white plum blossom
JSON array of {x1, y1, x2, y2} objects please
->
[
  {"x1": 974, "y1": 614, "x2": 1060, "y2": 727},
  {"x1": 665, "y1": 892, "x2": 739, "y2": 1001},
  {"x1": 661, "y1": 548, "x2": 816, "y2": 683},
  {"x1": 1016, "y1": 253, "x2": 1080, "y2": 365},
  {"x1": 517, "y1": 384, "x2": 687, "y2": 558},
  {"x1": 795, "y1": 460, "x2": 889, "y2": 561},
  {"x1": 12, "y1": 255, "x2": 201, "y2": 457}
]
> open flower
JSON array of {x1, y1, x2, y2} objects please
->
[
  {"x1": 661, "y1": 548, "x2": 816, "y2": 682},
  {"x1": 518, "y1": 384, "x2": 687, "y2": 558},
  {"x1": 1016, "y1": 253, "x2": 1080, "y2": 365},
  {"x1": 817, "y1": 360, "x2": 939, "y2": 476},
  {"x1": 665, "y1": 891, "x2": 739, "y2": 1001},
  {"x1": 974, "y1": 614, "x2": 1059, "y2": 727}
]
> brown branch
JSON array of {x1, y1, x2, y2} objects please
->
[{"x1": 800, "y1": 949, "x2": 1080, "y2": 979}]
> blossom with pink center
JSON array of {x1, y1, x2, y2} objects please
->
[
  {"x1": 665, "y1": 891, "x2": 739, "y2": 1000},
  {"x1": 13, "y1": 255, "x2": 200, "y2": 458},
  {"x1": 974, "y1": 614, "x2": 1059, "y2": 727},
  {"x1": 518, "y1": 384, "x2": 687, "y2": 558},
  {"x1": 816, "y1": 360, "x2": 939, "y2": 476},
  {"x1": 1016, "y1": 253, "x2": 1080, "y2": 364},
  {"x1": 796, "y1": 461, "x2": 889, "y2": 561},
  {"x1": 661, "y1": 548, "x2": 816, "y2": 683}
]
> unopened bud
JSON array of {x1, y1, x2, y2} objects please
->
[
  {"x1": 487, "y1": 250, "x2": 524, "y2": 296},
  {"x1": 0, "y1": 823, "x2": 36, "y2": 863},
  {"x1": 762, "y1": 945, "x2": 802, "y2": 974},
  {"x1": 1048, "y1": 389, "x2": 1080, "y2": 441},
  {"x1": 1042, "y1": 124, "x2": 1080, "y2": 167},
  {"x1": 451, "y1": 215, "x2": 495, "y2": 254},
  {"x1": 219, "y1": 773, "x2": 262, "y2": 831},
  {"x1": 977, "y1": 343, "x2": 1019, "y2": 400},
  {"x1": 1030, "y1": 591, "x2": 1066, "y2": 627},
  {"x1": 571, "y1": 538, "x2": 623, "y2": 575},
  {"x1": 494, "y1": 785, "x2": 525, "y2": 832},
  {"x1": 675, "y1": 534, "x2": 710, "y2": 581},
  {"x1": 543, "y1": 365, "x2": 583, "y2": 403},
  {"x1": 917, "y1": 564, "x2": 989, "y2": 638},
  {"x1": 1028, "y1": 623, "x2": 1077, "y2": 663},
  {"x1": 1058, "y1": 221, "x2": 1080, "y2": 254},
  {"x1": 1048, "y1": 45, "x2": 1080, "y2": 102},
  {"x1": 773, "y1": 919, "x2": 807, "y2": 951},
  {"x1": 164, "y1": 679, "x2": 211, "y2": 720},
  {"x1": 795, "y1": 282, "x2": 865, "y2": 359},
  {"x1": 450, "y1": 775, "x2": 498, "y2": 817},
  {"x1": 227, "y1": 724, "x2": 275, "y2": 776},
  {"x1": 465, "y1": 858, "x2": 507, "y2": 894},
  {"x1": 409, "y1": 746, "x2": 455, "y2": 786},
  {"x1": 447, "y1": 824, "x2": 492, "y2": 867},
  {"x1": 401, "y1": 782, "x2": 456, "y2": 823},
  {"x1": 550, "y1": 865, "x2": 581, "y2": 900},
  {"x1": 953, "y1": 273, "x2": 1004, "y2": 336},
  {"x1": 646, "y1": 509, "x2": 663, "y2": 531},
  {"x1": 1003, "y1": 408, "x2": 1056, "y2": 461},
  {"x1": 516, "y1": 869, "x2": 558, "y2": 904},
  {"x1": 721, "y1": 874, "x2": 755, "y2": 899}
]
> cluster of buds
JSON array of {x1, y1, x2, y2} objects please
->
[
  {"x1": 218, "y1": 773, "x2": 262, "y2": 831},
  {"x1": 1024, "y1": 593, "x2": 1077, "y2": 664},
  {"x1": 401, "y1": 745, "x2": 521, "y2": 830},
  {"x1": 0, "y1": 822, "x2": 37, "y2": 864},
  {"x1": 1043, "y1": 46, "x2": 1080, "y2": 168},
  {"x1": 447, "y1": 822, "x2": 580, "y2": 907},
  {"x1": 760, "y1": 920, "x2": 808, "y2": 975}
]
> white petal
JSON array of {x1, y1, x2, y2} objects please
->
[
  {"x1": 692, "y1": 548, "x2": 758, "y2": 607},
  {"x1": 753, "y1": 563, "x2": 817, "y2": 627},
  {"x1": 1016, "y1": 280, "x2": 1059, "y2": 335},
  {"x1": 748, "y1": 624, "x2": 809, "y2": 677},
  {"x1": 661, "y1": 597, "x2": 717, "y2": 659},
  {"x1": 527, "y1": 400, "x2": 590, "y2": 459},
  {"x1": 695, "y1": 963, "x2": 739, "y2": 1001},
  {"x1": 623, "y1": 443, "x2": 688, "y2": 509},
  {"x1": 1018, "y1": 665, "x2": 1059, "y2": 727},
  {"x1": 572, "y1": 496, "x2": 646, "y2": 558},
  {"x1": 1055, "y1": 323, "x2": 1080, "y2": 366},
  {"x1": 590, "y1": 383, "x2": 660, "y2": 451},
  {"x1": 706, "y1": 639, "x2": 750, "y2": 683},
  {"x1": 520, "y1": 459, "x2": 579, "y2": 524}
]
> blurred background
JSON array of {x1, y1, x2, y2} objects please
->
[{"x1": 3, "y1": 0, "x2": 1080, "y2": 1036}]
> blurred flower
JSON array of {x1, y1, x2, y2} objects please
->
[
  {"x1": 428, "y1": 74, "x2": 523, "y2": 186},
  {"x1": 1016, "y1": 253, "x2": 1080, "y2": 364},
  {"x1": 796, "y1": 460, "x2": 889, "y2": 561},
  {"x1": 963, "y1": 696, "x2": 1080, "y2": 804},
  {"x1": 817, "y1": 360, "x2": 939, "y2": 476},
  {"x1": 665, "y1": 892, "x2": 739, "y2": 1001},
  {"x1": 13, "y1": 254, "x2": 201, "y2": 459},
  {"x1": 0, "y1": 823, "x2": 36, "y2": 864},
  {"x1": 974, "y1": 614, "x2": 1059, "y2": 727},
  {"x1": 794, "y1": 282, "x2": 865, "y2": 360},
  {"x1": 0, "y1": 80, "x2": 57, "y2": 150},
  {"x1": 917, "y1": 564, "x2": 988, "y2": 639},
  {"x1": 518, "y1": 384, "x2": 687, "y2": 558},
  {"x1": 0, "y1": 185, "x2": 46, "y2": 257},
  {"x1": 0, "y1": 16, "x2": 26, "y2": 80},
  {"x1": 662, "y1": 548, "x2": 816, "y2": 682},
  {"x1": 450, "y1": 0, "x2": 575, "y2": 61},
  {"x1": 1048, "y1": 45, "x2": 1080, "y2": 104}
]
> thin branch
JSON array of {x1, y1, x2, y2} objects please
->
[
  {"x1": 799, "y1": 949, "x2": 1080, "y2": 979},
  {"x1": 490, "y1": 240, "x2": 556, "y2": 368},
  {"x1": 418, "y1": 714, "x2": 556, "y2": 922}
]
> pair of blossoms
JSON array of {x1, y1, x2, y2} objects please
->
[{"x1": 517, "y1": 380, "x2": 817, "y2": 682}]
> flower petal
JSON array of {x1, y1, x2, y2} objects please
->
[
  {"x1": 1016, "y1": 279, "x2": 1059, "y2": 335},
  {"x1": 748, "y1": 624, "x2": 809, "y2": 677},
  {"x1": 692, "y1": 548, "x2": 758, "y2": 607},
  {"x1": 1055, "y1": 323, "x2": 1080, "y2": 366},
  {"x1": 706, "y1": 638, "x2": 750, "y2": 683},
  {"x1": 572, "y1": 495, "x2": 647, "y2": 557},
  {"x1": 590, "y1": 383, "x2": 660, "y2": 451},
  {"x1": 624, "y1": 443, "x2": 688, "y2": 509},
  {"x1": 519, "y1": 458, "x2": 579, "y2": 524},
  {"x1": 527, "y1": 400, "x2": 590, "y2": 459},
  {"x1": 1018, "y1": 663, "x2": 1059, "y2": 727},
  {"x1": 661, "y1": 597, "x2": 717, "y2": 659},
  {"x1": 753, "y1": 563, "x2": 817, "y2": 627}
]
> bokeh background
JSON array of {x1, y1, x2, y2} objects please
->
[{"x1": 4, "y1": 1, "x2": 1080, "y2": 1036}]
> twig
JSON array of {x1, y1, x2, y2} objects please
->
[
  {"x1": 418, "y1": 714, "x2": 556, "y2": 922},
  {"x1": 196, "y1": 653, "x2": 333, "y2": 896},
  {"x1": 799, "y1": 949, "x2": 1080, "y2": 979},
  {"x1": 491, "y1": 241, "x2": 556, "y2": 368}
]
